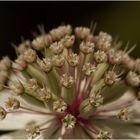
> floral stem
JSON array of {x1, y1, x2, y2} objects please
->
[
  {"x1": 96, "y1": 99, "x2": 134, "y2": 114},
  {"x1": 20, "y1": 106, "x2": 61, "y2": 116}
]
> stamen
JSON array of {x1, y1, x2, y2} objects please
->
[
  {"x1": 26, "y1": 124, "x2": 40, "y2": 139},
  {"x1": 53, "y1": 99, "x2": 67, "y2": 113},
  {"x1": 89, "y1": 93, "x2": 104, "y2": 107},
  {"x1": 97, "y1": 130, "x2": 112, "y2": 139},
  {"x1": 37, "y1": 57, "x2": 52, "y2": 72},
  {"x1": 67, "y1": 53, "x2": 79, "y2": 67},
  {"x1": 60, "y1": 73, "x2": 74, "y2": 88},
  {"x1": 82, "y1": 63, "x2": 96, "y2": 76},
  {"x1": 26, "y1": 78, "x2": 39, "y2": 91},
  {"x1": 5, "y1": 97, "x2": 20, "y2": 111},
  {"x1": 117, "y1": 108, "x2": 129, "y2": 121},
  {"x1": 104, "y1": 70, "x2": 120, "y2": 85},
  {"x1": 62, "y1": 114, "x2": 76, "y2": 130},
  {"x1": 37, "y1": 87, "x2": 52, "y2": 102},
  {"x1": 50, "y1": 41, "x2": 64, "y2": 54}
]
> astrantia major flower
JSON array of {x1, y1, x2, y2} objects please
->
[{"x1": 0, "y1": 24, "x2": 140, "y2": 139}]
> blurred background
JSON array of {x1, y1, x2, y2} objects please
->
[
  {"x1": 0, "y1": 1, "x2": 140, "y2": 135},
  {"x1": 0, "y1": 1, "x2": 140, "y2": 58}
]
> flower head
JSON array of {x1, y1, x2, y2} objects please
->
[{"x1": 0, "y1": 24, "x2": 140, "y2": 139}]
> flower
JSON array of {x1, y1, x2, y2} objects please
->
[{"x1": 0, "y1": 24, "x2": 140, "y2": 139}]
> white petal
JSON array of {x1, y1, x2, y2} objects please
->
[
  {"x1": 0, "y1": 112, "x2": 50, "y2": 130},
  {"x1": 0, "y1": 89, "x2": 46, "y2": 111},
  {"x1": 92, "y1": 119, "x2": 140, "y2": 139},
  {"x1": 105, "y1": 120, "x2": 140, "y2": 138},
  {"x1": 130, "y1": 100, "x2": 140, "y2": 123},
  {"x1": 97, "y1": 89, "x2": 135, "y2": 112},
  {"x1": 0, "y1": 130, "x2": 26, "y2": 139},
  {"x1": 0, "y1": 90, "x2": 52, "y2": 130}
]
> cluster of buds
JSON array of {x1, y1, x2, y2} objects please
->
[
  {"x1": 0, "y1": 57, "x2": 11, "y2": 90},
  {"x1": 0, "y1": 24, "x2": 140, "y2": 139}
]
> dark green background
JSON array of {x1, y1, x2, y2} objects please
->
[
  {"x1": 0, "y1": 1, "x2": 140, "y2": 58},
  {"x1": 0, "y1": 1, "x2": 140, "y2": 135}
]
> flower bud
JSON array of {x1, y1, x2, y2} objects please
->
[
  {"x1": 23, "y1": 48, "x2": 37, "y2": 63},
  {"x1": 13, "y1": 54, "x2": 27, "y2": 70},
  {"x1": 96, "y1": 32, "x2": 112, "y2": 51},
  {"x1": 0, "y1": 56, "x2": 11, "y2": 70},
  {"x1": 52, "y1": 55, "x2": 65, "y2": 67},
  {"x1": 32, "y1": 34, "x2": 52, "y2": 50},
  {"x1": 121, "y1": 54, "x2": 135, "y2": 70},
  {"x1": 17, "y1": 40, "x2": 31, "y2": 54},
  {"x1": 108, "y1": 49, "x2": 123, "y2": 64},
  {"x1": 50, "y1": 41, "x2": 64, "y2": 54},
  {"x1": 80, "y1": 41, "x2": 94, "y2": 54},
  {"x1": 37, "y1": 57, "x2": 52, "y2": 72},
  {"x1": 61, "y1": 35, "x2": 75, "y2": 48},
  {"x1": 9, "y1": 80, "x2": 24, "y2": 96},
  {"x1": 134, "y1": 58, "x2": 140, "y2": 72},
  {"x1": 126, "y1": 71, "x2": 140, "y2": 87},
  {"x1": 50, "y1": 25, "x2": 72, "y2": 41},
  {"x1": 75, "y1": 27, "x2": 90, "y2": 39},
  {"x1": 94, "y1": 50, "x2": 108, "y2": 63}
]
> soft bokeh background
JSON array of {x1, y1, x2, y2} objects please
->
[
  {"x1": 0, "y1": 1, "x2": 140, "y2": 59},
  {"x1": 0, "y1": 1, "x2": 140, "y2": 136}
]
